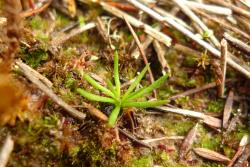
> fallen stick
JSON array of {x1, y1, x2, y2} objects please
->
[
  {"x1": 219, "y1": 39, "x2": 228, "y2": 97},
  {"x1": 173, "y1": 0, "x2": 220, "y2": 47},
  {"x1": 96, "y1": 17, "x2": 109, "y2": 44},
  {"x1": 20, "y1": 0, "x2": 52, "y2": 18},
  {"x1": 141, "y1": 136, "x2": 184, "y2": 143},
  {"x1": 126, "y1": 0, "x2": 250, "y2": 78},
  {"x1": 174, "y1": 43, "x2": 201, "y2": 56},
  {"x1": 118, "y1": 128, "x2": 152, "y2": 149},
  {"x1": 153, "y1": 40, "x2": 171, "y2": 75},
  {"x1": 16, "y1": 60, "x2": 86, "y2": 121},
  {"x1": 131, "y1": 34, "x2": 153, "y2": 59},
  {"x1": 169, "y1": 79, "x2": 232, "y2": 100},
  {"x1": 123, "y1": 16, "x2": 157, "y2": 98},
  {"x1": 224, "y1": 33, "x2": 250, "y2": 54},
  {"x1": 154, "y1": 106, "x2": 221, "y2": 128},
  {"x1": 179, "y1": 123, "x2": 198, "y2": 159},
  {"x1": 193, "y1": 9, "x2": 250, "y2": 40},
  {"x1": 227, "y1": 135, "x2": 248, "y2": 167},
  {"x1": 0, "y1": 135, "x2": 14, "y2": 167},
  {"x1": 131, "y1": 25, "x2": 161, "y2": 59},
  {"x1": 207, "y1": 0, "x2": 250, "y2": 19},
  {"x1": 152, "y1": 6, "x2": 193, "y2": 31},
  {"x1": 223, "y1": 90, "x2": 234, "y2": 129},
  {"x1": 15, "y1": 61, "x2": 53, "y2": 88},
  {"x1": 51, "y1": 22, "x2": 96, "y2": 46},
  {"x1": 99, "y1": 1, "x2": 172, "y2": 47},
  {"x1": 184, "y1": 1, "x2": 232, "y2": 16}
]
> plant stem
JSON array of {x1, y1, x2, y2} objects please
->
[{"x1": 108, "y1": 105, "x2": 121, "y2": 126}]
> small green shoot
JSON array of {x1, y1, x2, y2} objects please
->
[{"x1": 77, "y1": 50, "x2": 168, "y2": 126}]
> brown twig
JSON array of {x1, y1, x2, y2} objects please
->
[
  {"x1": 224, "y1": 33, "x2": 250, "y2": 54},
  {"x1": 169, "y1": 79, "x2": 232, "y2": 100},
  {"x1": 118, "y1": 128, "x2": 152, "y2": 149},
  {"x1": 153, "y1": 40, "x2": 171, "y2": 75},
  {"x1": 126, "y1": 0, "x2": 250, "y2": 78},
  {"x1": 174, "y1": 43, "x2": 201, "y2": 56},
  {"x1": 98, "y1": 1, "x2": 172, "y2": 46},
  {"x1": 107, "y1": 2, "x2": 138, "y2": 12},
  {"x1": 233, "y1": 144, "x2": 250, "y2": 167},
  {"x1": 173, "y1": 0, "x2": 220, "y2": 47},
  {"x1": 192, "y1": 9, "x2": 250, "y2": 40},
  {"x1": 141, "y1": 136, "x2": 184, "y2": 143},
  {"x1": 95, "y1": 17, "x2": 109, "y2": 44},
  {"x1": 223, "y1": 90, "x2": 234, "y2": 129},
  {"x1": 51, "y1": 22, "x2": 96, "y2": 46},
  {"x1": 227, "y1": 135, "x2": 248, "y2": 167},
  {"x1": 207, "y1": 0, "x2": 250, "y2": 19},
  {"x1": 123, "y1": 16, "x2": 157, "y2": 98},
  {"x1": 219, "y1": 39, "x2": 228, "y2": 97},
  {"x1": 20, "y1": 0, "x2": 52, "y2": 18},
  {"x1": 179, "y1": 123, "x2": 198, "y2": 159},
  {"x1": 154, "y1": 106, "x2": 221, "y2": 128}
]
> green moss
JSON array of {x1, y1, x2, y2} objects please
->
[
  {"x1": 195, "y1": 126, "x2": 222, "y2": 151},
  {"x1": 159, "y1": 85, "x2": 179, "y2": 98},
  {"x1": 183, "y1": 55, "x2": 197, "y2": 67},
  {"x1": 29, "y1": 16, "x2": 44, "y2": 30},
  {"x1": 201, "y1": 162, "x2": 224, "y2": 167},
  {"x1": 78, "y1": 16, "x2": 86, "y2": 27},
  {"x1": 65, "y1": 73, "x2": 77, "y2": 90},
  {"x1": 223, "y1": 146, "x2": 235, "y2": 158},
  {"x1": 164, "y1": 118, "x2": 195, "y2": 135},
  {"x1": 153, "y1": 151, "x2": 187, "y2": 167},
  {"x1": 21, "y1": 47, "x2": 49, "y2": 68},
  {"x1": 233, "y1": 124, "x2": 250, "y2": 140},
  {"x1": 205, "y1": 99, "x2": 224, "y2": 113},
  {"x1": 55, "y1": 13, "x2": 71, "y2": 28},
  {"x1": 175, "y1": 96, "x2": 190, "y2": 109},
  {"x1": 28, "y1": 15, "x2": 50, "y2": 42},
  {"x1": 131, "y1": 155, "x2": 153, "y2": 167}
]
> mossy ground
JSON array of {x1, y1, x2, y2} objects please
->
[{"x1": 0, "y1": 3, "x2": 249, "y2": 167}]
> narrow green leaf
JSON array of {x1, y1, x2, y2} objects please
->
[
  {"x1": 124, "y1": 75, "x2": 168, "y2": 102},
  {"x1": 122, "y1": 64, "x2": 149, "y2": 101},
  {"x1": 114, "y1": 50, "x2": 120, "y2": 98},
  {"x1": 122, "y1": 100, "x2": 168, "y2": 108},
  {"x1": 107, "y1": 79, "x2": 117, "y2": 96},
  {"x1": 83, "y1": 74, "x2": 116, "y2": 99},
  {"x1": 77, "y1": 88, "x2": 116, "y2": 104},
  {"x1": 108, "y1": 105, "x2": 121, "y2": 126}
]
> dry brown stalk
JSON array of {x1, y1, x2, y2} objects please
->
[
  {"x1": 20, "y1": 0, "x2": 52, "y2": 18},
  {"x1": 179, "y1": 123, "x2": 198, "y2": 159},
  {"x1": 193, "y1": 9, "x2": 250, "y2": 40},
  {"x1": 224, "y1": 33, "x2": 250, "y2": 54},
  {"x1": 126, "y1": 0, "x2": 250, "y2": 78},
  {"x1": 51, "y1": 22, "x2": 96, "y2": 46},
  {"x1": 153, "y1": 40, "x2": 171, "y2": 75},
  {"x1": 123, "y1": 16, "x2": 157, "y2": 98},
  {"x1": 95, "y1": 17, "x2": 109, "y2": 44},
  {"x1": 169, "y1": 79, "x2": 232, "y2": 100},
  {"x1": 223, "y1": 90, "x2": 234, "y2": 129},
  {"x1": 207, "y1": 0, "x2": 250, "y2": 19},
  {"x1": 227, "y1": 135, "x2": 248, "y2": 167},
  {"x1": 193, "y1": 148, "x2": 230, "y2": 163},
  {"x1": 219, "y1": 39, "x2": 228, "y2": 97}
]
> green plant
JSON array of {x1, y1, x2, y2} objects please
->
[{"x1": 77, "y1": 50, "x2": 168, "y2": 126}]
